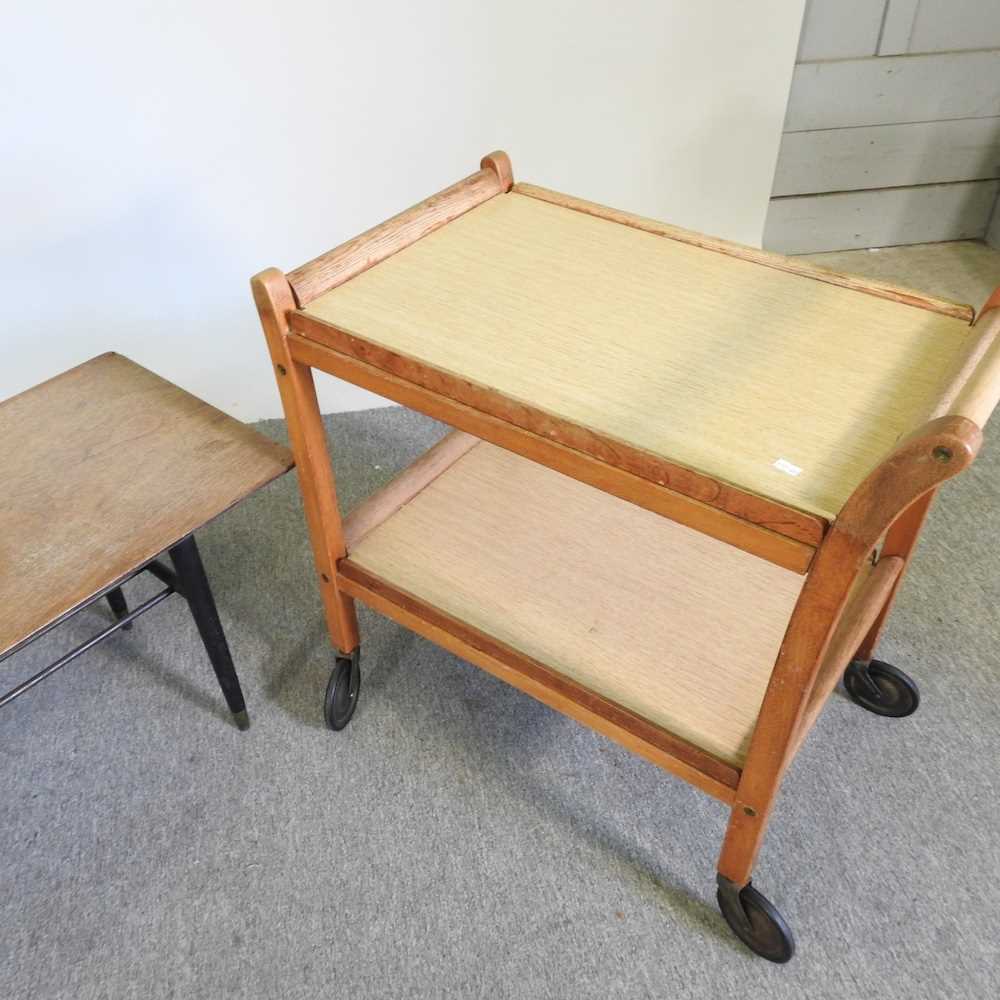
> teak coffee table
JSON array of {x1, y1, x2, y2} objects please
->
[
  {"x1": 252, "y1": 152, "x2": 1000, "y2": 961},
  {"x1": 1, "y1": 354, "x2": 292, "y2": 728}
]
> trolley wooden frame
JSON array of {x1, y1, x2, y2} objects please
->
[{"x1": 252, "y1": 151, "x2": 1000, "y2": 954}]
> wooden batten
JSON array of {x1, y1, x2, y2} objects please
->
[
  {"x1": 337, "y1": 559, "x2": 740, "y2": 802},
  {"x1": 947, "y1": 316, "x2": 1000, "y2": 429},
  {"x1": 513, "y1": 182, "x2": 975, "y2": 322},
  {"x1": 931, "y1": 306, "x2": 1000, "y2": 428},
  {"x1": 287, "y1": 151, "x2": 514, "y2": 307},
  {"x1": 342, "y1": 430, "x2": 479, "y2": 550},
  {"x1": 287, "y1": 333, "x2": 818, "y2": 573}
]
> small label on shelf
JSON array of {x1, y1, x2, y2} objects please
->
[{"x1": 772, "y1": 458, "x2": 803, "y2": 477}]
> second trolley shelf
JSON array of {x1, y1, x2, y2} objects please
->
[{"x1": 337, "y1": 431, "x2": 898, "y2": 801}]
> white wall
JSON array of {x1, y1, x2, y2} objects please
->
[
  {"x1": 766, "y1": 0, "x2": 1000, "y2": 254},
  {"x1": 3, "y1": 1, "x2": 804, "y2": 419}
]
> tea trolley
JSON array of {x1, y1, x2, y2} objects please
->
[{"x1": 252, "y1": 152, "x2": 1000, "y2": 961}]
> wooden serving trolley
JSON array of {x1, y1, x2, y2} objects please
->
[{"x1": 252, "y1": 152, "x2": 1000, "y2": 961}]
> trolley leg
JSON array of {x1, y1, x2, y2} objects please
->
[
  {"x1": 168, "y1": 535, "x2": 250, "y2": 731},
  {"x1": 840, "y1": 492, "x2": 933, "y2": 719},
  {"x1": 252, "y1": 270, "x2": 362, "y2": 729},
  {"x1": 252, "y1": 269, "x2": 359, "y2": 657},
  {"x1": 853, "y1": 490, "x2": 935, "y2": 665},
  {"x1": 105, "y1": 586, "x2": 132, "y2": 630},
  {"x1": 716, "y1": 805, "x2": 795, "y2": 962},
  {"x1": 281, "y1": 355, "x2": 360, "y2": 656}
]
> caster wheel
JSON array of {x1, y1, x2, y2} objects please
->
[
  {"x1": 843, "y1": 659, "x2": 919, "y2": 718},
  {"x1": 717, "y1": 879, "x2": 795, "y2": 963},
  {"x1": 324, "y1": 651, "x2": 361, "y2": 731}
]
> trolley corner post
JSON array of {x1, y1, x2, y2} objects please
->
[
  {"x1": 853, "y1": 292, "x2": 1000, "y2": 668},
  {"x1": 714, "y1": 414, "x2": 982, "y2": 957},
  {"x1": 251, "y1": 151, "x2": 515, "y2": 729},
  {"x1": 251, "y1": 268, "x2": 360, "y2": 661}
]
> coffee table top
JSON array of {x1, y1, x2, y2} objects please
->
[{"x1": 1, "y1": 353, "x2": 293, "y2": 657}]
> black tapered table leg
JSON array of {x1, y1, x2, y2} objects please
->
[
  {"x1": 168, "y1": 535, "x2": 250, "y2": 730},
  {"x1": 105, "y1": 586, "x2": 133, "y2": 630}
]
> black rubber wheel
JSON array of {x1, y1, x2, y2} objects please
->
[
  {"x1": 324, "y1": 654, "x2": 361, "y2": 731},
  {"x1": 717, "y1": 882, "x2": 795, "y2": 963},
  {"x1": 843, "y1": 659, "x2": 919, "y2": 718}
]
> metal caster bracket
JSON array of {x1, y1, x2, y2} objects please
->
[
  {"x1": 717, "y1": 874, "x2": 795, "y2": 963},
  {"x1": 324, "y1": 646, "x2": 361, "y2": 731}
]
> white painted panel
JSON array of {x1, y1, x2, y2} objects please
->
[
  {"x1": 878, "y1": 0, "x2": 918, "y2": 55},
  {"x1": 785, "y1": 50, "x2": 1000, "y2": 130},
  {"x1": 796, "y1": 0, "x2": 885, "y2": 61},
  {"x1": 0, "y1": 0, "x2": 805, "y2": 418},
  {"x1": 764, "y1": 181, "x2": 998, "y2": 253},
  {"x1": 988, "y1": 194, "x2": 1000, "y2": 249},
  {"x1": 773, "y1": 117, "x2": 1000, "y2": 195},
  {"x1": 909, "y1": 0, "x2": 1000, "y2": 53}
]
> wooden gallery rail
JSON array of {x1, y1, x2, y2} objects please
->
[{"x1": 252, "y1": 151, "x2": 1000, "y2": 962}]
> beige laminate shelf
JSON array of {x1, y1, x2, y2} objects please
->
[
  {"x1": 348, "y1": 441, "x2": 805, "y2": 766},
  {"x1": 306, "y1": 192, "x2": 979, "y2": 522}
]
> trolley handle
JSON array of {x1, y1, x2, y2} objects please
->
[{"x1": 932, "y1": 285, "x2": 1000, "y2": 431}]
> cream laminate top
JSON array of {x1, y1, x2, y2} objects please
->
[{"x1": 306, "y1": 192, "x2": 976, "y2": 520}]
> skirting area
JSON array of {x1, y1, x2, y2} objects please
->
[{"x1": 2, "y1": 244, "x2": 999, "y2": 998}]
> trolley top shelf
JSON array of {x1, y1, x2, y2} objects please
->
[{"x1": 297, "y1": 188, "x2": 980, "y2": 528}]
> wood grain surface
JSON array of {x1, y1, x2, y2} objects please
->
[
  {"x1": 304, "y1": 192, "x2": 977, "y2": 521},
  {"x1": 287, "y1": 152, "x2": 513, "y2": 307},
  {"x1": 935, "y1": 309, "x2": 1000, "y2": 429},
  {"x1": 0, "y1": 353, "x2": 292, "y2": 656},
  {"x1": 343, "y1": 430, "x2": 478, "y2": 550},
  {"x1": 348, "y1": 441, "x2": 805, "y2": 766},
  {"x1": 251, "y1": 268, "x2": 360, "y2": 653}
]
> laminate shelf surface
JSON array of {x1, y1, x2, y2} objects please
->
[
  {"x1": 348, "y1": 441, "x2": 805, "y2": 766},
  {"x1": 305, "y1": 191, "x2": 979, "y2": 522},
  {"x1": 0, "y1": 354, "x2": 293, "y2": 657}
]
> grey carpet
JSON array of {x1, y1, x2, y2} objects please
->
[{"x1": 1, "y1": 405, "x2": 998, "y2": 999}]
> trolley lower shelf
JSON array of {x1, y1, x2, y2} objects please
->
[{"x1": 343, "y1": 440, "x2": 805, "y2": 773}]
